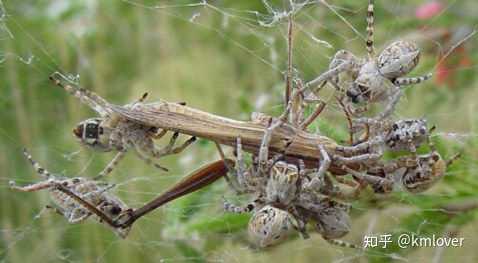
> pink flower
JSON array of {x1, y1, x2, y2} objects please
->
[{"x1": 415, "y1": 1, "x2": 443, "y2": 19}]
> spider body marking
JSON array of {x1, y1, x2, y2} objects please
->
[
  {"x1": 334, "y1": 118, "x2": 430, "y2": 166},
  {"x1": 50, "y1": 72, "x2": 196, "y2": 178},
  {"x1": 9, "y1": 149, "x2": 131, "y2": 238}
]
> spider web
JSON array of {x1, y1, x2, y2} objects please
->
[{"x1": 0, "y1": 1, "x2": 478, "y2": 262}]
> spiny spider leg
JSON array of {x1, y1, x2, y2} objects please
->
[
  {"x1": 258, "y1": 120, "x2": 284, "y2": 175},
  {"x1": 215, "y1": 141, "x2": 241, "y2": 194},
  {"x1": 151, "y1": 129, "x2": 168, "y2": 140},
  {"x1": 288, "y1": 206, "x2": 310, "y2": 239},
  {"x1": 324, "y1": 238, "x2": 361, "y2": 249},
  {"x1": 9, "y1": 149, "x2": 58, "y2": 191},
  {"x1": 9, "y1": 180, "x2": 55, "y2": 192},
  {"x1": 49, "y1": 72, "x2": 111, "y2": 117},
  {"x1": 299, "y1": 100, "x2": 327, "y2": 130},
  {"x1": 333, "y1": 150, "x2": 382, "y2": 165},
  {"x1": 45, "y1": 205, "x2": 67, "y2": 217},
  {"x1": 305, "y1": 60, "x2": 354, "y2": 89},
  {"x1": 22, "y1": 148, "x2": 51, "y2": 178},
  {"x1": 134, "y1": 147, "x2": 169, "y2": 171},
  {"x1": 394, "y1": 73, "x2": 433, "y2": 86},
  {"x1": 365, "y1": 0, "x2": 375, "y2": 58},
  {"x1": 68, "y1": 209, "x2": 90, "y2": 224}
]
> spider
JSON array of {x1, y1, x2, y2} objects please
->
[
  {"x1": 306, "y1": 0, "x2": 431, "y2": 117},
  {"x1": 9, "y1": 149, "x2": 131, "y2": 238},
  {"x1": 333, "y1": 118, "x2": 431, "y2": 166},
  {"x1": 49, "y1": 72, "x2": 196, "y2": 178},
  {"x1": 341, "y1": 137, "x2": 460, "y2": 194}
]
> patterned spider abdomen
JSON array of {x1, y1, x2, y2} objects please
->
[
  {"x1": 402, "y1": 153, "x2": 446, "y2": 193},
  {"x1": 385, "y1": 119, "x2": 428, "y2": 151},
  {"x1": 248, "y1": 205, "x2": 295, "y2": 247},
  {"x1": 377, "y1": 40, "x2": 420, "y2": 79},
  {"x1": 350, "y1": 60, "x2": 384, "y2": 103},
  {"x1": 265, "y1": 162, "x2": 299, "y2": 207}
]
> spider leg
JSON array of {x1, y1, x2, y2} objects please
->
[
  {"x1": 324, "y1": 238, "x2": 360, "y2": 249},
  {"x1": 305, "y1": 145, "x2": 331, "y2": 190},
  {"x1": 333, "y1": 150, "x2": 382, "y2": 165},
  {"x1": 223, "y1": 196, "x2": 263, "y2": 214},
  {"x1": 96, "y1": 152, "x2": 126, "y2": 179},
  {"x1": 288, "y1": 206, "x2": 310, "y2": 239},
  {"x1": 68, "y1": 208, "x2": 91, "y2": 224},
  {"x1": 336, "y1": 137, "x2": 383, "y2": 155},
  {"x1": 129, "y1": 92, "x2": 149, "y2": 108},
  {"x1": 153, "y1": 132, "x2": 197, "y2": 157},
  {"x1": 343, "y1": 166, "x2": 394, "y2": 194},
  {"x1": 168, "y1": 136, "x2": 197, "y2": 155},
  {"x1": 305, "y1": 60, "x2": 353, "y2": 89},
  {"x1": 446, "y1": 153, "x2": 461, "y2": 167},
  {"x1": 134, "y1": 148, "x2": 169, "y2": 172},
  {"x1": 365, "y1": 0, "x2": 375, "y2": 58},
  {"x1": 49, "y1": 72, "x2": 111, "y2": 117},
  {"x1": 9, "y1": 180, "x2": 56, "y2": 192},
  {"x1": 222, "y1": 138, "x2": 249, "y2": 195},
  {"x1": 375, "y1": 87, "x2": 402, "y2": 120},
  {"x1": 45, "y1": 205, "x2": 66, "y2": 217},
  {"x1": 22, "y1": 148, "x2": 53, "y2": 179},
  {"x1": 53, "y1": 183, "x2": 119, "y2": 228},
  {"x1": 152, "y1": 129, "x2": 168, "y2": 140},
  {"x1": 235, "y1": 137, "x2": 247, "y2": 187},
  {"x1": 394, "y1": 73, "x2": 433, "y2": 86},
  {"x1": 299, "y1": 100, "x2": 327, "y2": 130},
  {"x1": 285, "y1": 15, "x2": 293, "y2": 106},
  {"x1": 155, "y1": 132, "x2": 179, "y2": 155}
]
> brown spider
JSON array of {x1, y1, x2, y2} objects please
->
[
  {"x1": 342, "y1": 138, "x2": 460, "y2": 194},
  {"x1": 50, "y1": 72, "x2": 196, "y2": 178}
]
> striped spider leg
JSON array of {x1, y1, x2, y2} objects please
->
[
  {"x1": 9, "y1": 149, "x2": 131, "y2": 238},
  {"x1": 223, "y1": 133, "x2": 339, "y2": 248},
  {"x1": 49, "y1": 72, "x2": 196, "y2": 178}
]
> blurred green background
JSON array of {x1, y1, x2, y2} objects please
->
[{"x1": 1, "y1": 0, "x2": 478, "y2": 262}]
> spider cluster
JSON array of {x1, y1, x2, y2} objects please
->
[
  {"x1": 10, "y1": 149, "x2": 131, "y2": 238},
  {"x1": 221, "y1": 0, "x2": 460, "y2": 248}
]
